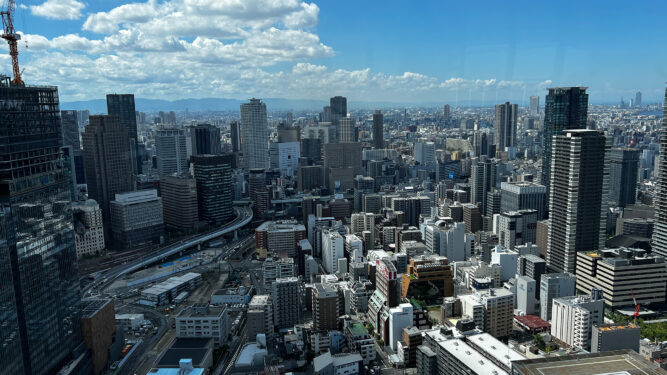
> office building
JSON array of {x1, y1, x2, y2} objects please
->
[
  {"x1": 470, "y1": 156, "x2": 498, "y2": 215},
  {"x1": 301, "y1": 137, "x2": 321, "y2": 162},
  {"x1": 312, "y1": 283, "x2": 339, "y2": 331},
  {"x1": 246, "y1": 295, "x2": 273, "y2": 340},
  {"x1": 540, "y1": 87, "x2": 588, "y2": 210},
  {"x1": 609, "y1": 148, "x2": 640, "y2": 208},
  {"x1": 540, "y1": 273, "x2": 576, "y2": 321},
  {"x1": 176, "y1": 303, "x2": 228, "y2": 346},
  {"x1": 106, "y1": 94, "x2": 139, "y2": 172},
  {"x1": 516, "y1": 276, "x2": 537, "y2": 315},
  {"x1": 363, "y1": 194, "x2": 382, "y2": 214},
  {"x1": 490, "y1": 245, "x2": 519, "y2": 281},
  {"x1": 443, "y1": 104, "x2": 451, "y2": 121},
  {"x1": 255, "y1": 220, "x2": 306, "y2": 259},
  {"x1": 110, "y1": 190, "x2": 164, "y2": 246},
  {"x1": 82, "y1": 115, "x2": 135, "y2": 230},
  {"x1": 0, "y1": 81, "x2": 83, "y2": 374},
  {"x1": 494, "y1": 102, "x2": 518, "y2": 151},
  {"x1": 576, "y1": 248, "x2": 666, "y2": 308},
  {"x1": 376, "y1": 258, "x2": 401, "y2": 308},
  {"x1": 463, "y1": 203, "x2": 482, "y2": 233},
  {"x1": 388, "y1": 303, "x2": 413, "y2": 351},
  {"x1": 330, "y1": 95, "x2": 347, "y2": 127},
  {"x1": 261, "y1": 257, "x2": 296, "y2": 288},
  {"x1": 547, "y1": 130, "x2": 609, "y2": 273},
  {"x1": 517, "y1": 254, "x2": 546, "y2": 290},
  {"x1": 322, "y1": 229, "x2": 344, "y2": 273},
  {"x1": 497, "y1": 209, "x2": 538, "y2": 249},
  {"x1": 372, "y1": 110, "x2": 384, "y2": 148},
  {"x1": 298, "y1": 165, "x2": 324, "y2": 191},
  {"x1": 414, "y1": 141, "x2": 436, "y2": 167},
  {"x1": 192, "y1": 154, "x2": 234, "y2": 225},
  {"x1": 72, "y1": 199, "x2": 106, "y2": 258},
  {"x1": 190, "y1": 123, "x2": 221, "y2": 156},
  {"x1": 240, "y1": 98, "x2": 269, "y2": 169},
  {"x1": 313, "y1": 352, "x2": 362, "y2": 375},
  {"x1": 160, "y1": 175, "x2": 199, "y2": 231},
  {"x1": 80, "y1": 299, "x2": 116, "y2": 375},
  {"x1": 635, "y1": 91, "x2": 642, "y2": 107},
  {"x1": 272, "y1": 277, "x2": 301, "y2": 330},
  {"x1": 529, "y1": 95, "x2": 539, "y2": 116},
  {"x1": 551, "y1": 294, "x2": 604, "y2": 349},
  {"x1": 460, "y1": 288, "x2": 514, "y2": 338},
  {"x1": 61, "y1": 110, "x2": 80, "y2": 149},
  {"x1": 323, "y1": 142, "x2": 362, "y2": 192},
  {"x1": 591, "y1": 323, "x2": 640, "y2": 353},
  {"x1": 344, "y1": 321, "x2": 375, "y2": 364},
  {"x1": 401, "y1": 255, "x2": 454, "y2": 300},
  {"x1": 338, "y1": 116, "x2": 357, "y2": 143},
  {"x1": 423, "y1": 219, "x2": 468, "y2": 261},
  {"x1": 654, "y1": 89, "x2": 667, "y2": 257},
  {"x1": 155, "y1": 127, "x2": 189, "y2": 175},
  {"x1": 230, "y1": 121, "x2": 241, "y2": 153},
  {"x1": 500, "y1": 181, "x2": 547, "y2": 220}
]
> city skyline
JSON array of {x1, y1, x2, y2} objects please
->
[{"x1": 3, "y1": 0, "x2": 666, "y2": 103}]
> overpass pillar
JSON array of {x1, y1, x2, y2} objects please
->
[{"x1": 233, "y1": 230, "x2": 238, "y2": 241}]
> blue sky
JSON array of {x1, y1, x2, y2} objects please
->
[{"x1": 4, "y1": 0, "x2": 666, "y2": 104}]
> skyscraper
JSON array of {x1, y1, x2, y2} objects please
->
[
  {"x1": 541, "y1": 87, "x2": 588, "y2": 212},
  {"x1": 470, "y1": 156, "x2": 498, "y2": 215},
  {"x1": 60, "y1": 110, "x2": 80, "y2": 149},
  {"x1": 230, "y1": 121, "x2": 241, "y2": 153},
  {"x1": 106, "y1": 94, "x2": 140, "y2": 173},
  {"x1": 547, "y1": 130, "x2": 609, "y2": 273},
  {"x1": 635, "y1": 91, "x2": 642, "y2": 107},
  {"x1": 443, "y1": 104, "x2": 451, "y2": 121},
  {"x1": 608, "y1": 148, "x2": 640, "y2": 208},
  {"x1": 338, "y1": 117, "x2": 357, "y2": 143},
  {"x1": 653, "y1": 88, "x2": 667, "y2": 257},
  {"x1": 155, "y1": 127, "x2": 189, "y2": 176},
  {"x1": 330, "y1": 96, "x2": 347, "y2": 126},
  {"x1": 191, "y1": 123, "x2": 221, "y2": 156},
  {"x1": 192, "y1": 154, "x2": 234, "y2": 225},
  {"x1": 494, "y1": 102, "x2": 518, "y2": 152},
  {"x1": 0, "y1": 79, "x2": 82, "y2": 374},
  {"x1": 529, "y1": 95, "x2": 539, "y2": 116},
  {"x1": 240, "y1": 98, "x2": 269, "y2": 169},
  {"x1": 82, "y1": 115, "x2": 135, "y2": 230},
  {"x1": 373, "y1": 110, "x2": 384, "y2": 149}
]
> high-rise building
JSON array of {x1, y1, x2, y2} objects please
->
[
  {"x1": 443, "y1": 104, "x2": 451, "y2": 121},
  {"x1": 540, "y1": 273, "x2": 576, "y2": 321},
  {"x1": 190, "y1": 123, "x2": 221, "y2": 156},
  {"x1": 547, "y1": 130, "x2": 609, "y2": 273},
  {"x1": 230, "y1": 121, "x2": 241, "y2": 153},
  {"x1": 60, "y1": 110, "x2": 80, "y2": 149},
  {"x1": 654, "y1": 88, "x2": 667, "y2": 257},
  {"x1": 106, "y1": 94, "x2": 140, "y2": 172},
  {"x1": 160, "y1": 175, "x2": 199, "y2": 230},
  {"x1": 82, "y1": 115, "x2": 135, "y2": 230},
  {"x1": 608, "y1": 148, "x2": 640, "y2": 208},
  {"x1": 494, "y1": 102, "x2": 518, "y2": 151},
  {"x1": 470, "y1": 156, "x2": 498, "y2": 215},
  {"x1": 312, "y1": 283, "x2": 339, "y2": 331},
  {"x1": 376, "y1": 258, "x2": 401, "y2": 308},
  {"x1": 155, "y1": 127, "x2": 189, "y2": 176},
  {"x1": 500, "y1": 181, "x2": 547, "y2": 220},
  {"x1": 529, "y1": 95, "x2": 539, "y2": 116},
  {"x1": 248, "y1": 168, "x2": 270, "y2": 220},
  {"x1": 110, "y1": 190, "x2": 164, "y2": 246},
  {"x1": 192, "y1": 154, "x2": 234, "y2": 225},
  {"x1": 541, "y1": 87, "x2": 588, "y2": 211},
  {"x1": 322, "y1": 229, "x2": 344, "y2": 273},
  {"x1": 372, "y1": 110, "x2": 384, "y2": 149},
  {"x1": 246, "y1": 295, "x2": 273, "y2": 340},
  {"x1": 272, "y1": 277, "x2": 301, "y2": 330},
  {"x1": 497, "y1": 209, "x2": 538, "y2": 249},
  {"x1": 240, "y1": 98, "x2": 269, "y2": 169},
  {"x1": 0, "y1": 80, "x2": 82, "y2": 374},
  {"x1": 338, "y1": 117, "x2": 357, "y2": 143},
  {"x1": 255, "y1": 220, "x2": 306, "y2": 259},
  {"x1": 414, "y1": 141, "x2": 436, "y2": 167},
  {"x1": 635, "y1": 91, "x2": 642, "y2": 107},
  {"x1": 460, "y1": 288, "x2": 514, "y2": 338},
  {"x1": 323, "y1": 143, "x2": 362, "y2": 192},
  {"x1": 551, "y1": 294, "x2": 604, "y2": 350},
  {"x1": 330, "y1": 96, "x2": 347, "y2": 127},
  {"x1": 72, "y1": 199, "x2": 106, "y2": 258}
]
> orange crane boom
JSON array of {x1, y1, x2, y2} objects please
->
[{"x1": 1, "y1": 0, "x2": 23, "y2": 85}]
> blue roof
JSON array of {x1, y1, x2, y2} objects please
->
[{"x1": 148, "y1": 369, "x2": 205, "y2": 375}]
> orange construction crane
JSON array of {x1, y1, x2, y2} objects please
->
[{"x1": 1, "y1": 0, "x2": 23, "y2": 85}]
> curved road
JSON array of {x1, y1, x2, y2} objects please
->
[{"x1": 86, "y1": 205, "x2": 253, "y2": 296}]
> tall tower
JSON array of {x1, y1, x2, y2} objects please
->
[
  {"x1": 547, "y1": 130, "x2": 609, "y2": 273},
  {"x1": 494, "y1": 102, "x2": 518, "y2": 152},
  {"x1": 652, "y1": 88, "x2": 667, "y2": 257},
  {"x1": 0, "y1": 79, "x2": 82, "y2": 374},
  {"x1": 230, "y1": 121, "x2": 241, "y2": 153},
  {"x1": 635, "y1": 91, "x2": 642, "y2": 107},
  {"x1": 470, "y1": 156, "x2": 498, "y2": 216},
  {"x1": 540, "y1": 87, "x2": 588, "y2": 213},
  {"x1": 106, "y1": 94, "x2": 140, "y2": 173},
  {"x1": 191, "y1": 154, "x2": 234, "y2": 225},
  {"x1": 529, "y1": 95, "x2": 540, "y2": 116},
  {"x1": 372, "y1": 110, "x2": 384, "y2": 149},
  {"x1": 443, "y1": 104, "x2": 451, "y2": 121},
  {"x1": 191, "y1": 123, "x2": 221, "y2": 155},
  {"x1": 240, "y1": 98, "x2": 269, "y2": 169},
  {"x1": 338, "y1": 117, "x2": 357, "y2": 143},
  {"x1": 82, "y1": 115, "x2": 135, "y2": 231},
  {"x1": 155, "y1": 127, "x2": 188, "y2": 176},
  {"x1": 330, "y1": 96, "x2": 347, "y2": 125},
  {"x1": 608, "y1": 148, "x2": 640, "y2": 208}
]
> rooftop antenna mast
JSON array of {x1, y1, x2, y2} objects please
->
[{"x1": 1, "y1": 0, "x2": 23, "y2": 85}]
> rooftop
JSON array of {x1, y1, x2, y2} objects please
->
[
  {"x1": 439, "y1": 339, "x2": 508, "y2": 375},
  {"x1": 511, "y1": 349, "x2": 664, "y2": 375}
]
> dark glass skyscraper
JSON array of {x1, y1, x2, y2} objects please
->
[
  {"x1": 494, "y1": 102, "x2": 518, "y2": 152},
  {"x1": 372, "y1": 110, "x2": 384, "y2": 149},
  {"x1": 191, "y1": 123, "x2": 221, "y2": 155},
  {"x1": 192, "y1": 154, "x2": 234, "y2": 225},
  {"x1": 106, "y1": 94, "x2": 140, "y2": 173},
  {"x1": 608, "y1": 148, "x2": 640, "y2": 208},
  {"x1": 540, "y1": 87, "x2": 588, "y2": 213},
  {"x1": 653, "y1": 88, "x2": 667, "y2": 257},
  {"x1": 0, "y1": 79, "x2": 82, "y2": 374}
]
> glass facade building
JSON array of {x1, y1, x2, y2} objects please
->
[{"x1": 0, "y1": 79, "x2": 81, "y2": 374}]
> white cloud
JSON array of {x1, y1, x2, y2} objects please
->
[{"x1": 30, "y1": 0, "x2": 85, "y2": 20}]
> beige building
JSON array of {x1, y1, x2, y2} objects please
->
[{"x1": 73, "y1": 199, "x2": 105, "y2": 258}]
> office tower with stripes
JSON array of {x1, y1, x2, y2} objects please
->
[
  {"x1": 652, "y1": 88, "x2": 667, "y2": 257},
  {"x1": 240, "y1": 98, "x2": 269, "y2": 169}
]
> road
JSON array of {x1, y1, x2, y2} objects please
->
[{"x1": 85, "y1": 205, "x2": 253, "y2": 297}]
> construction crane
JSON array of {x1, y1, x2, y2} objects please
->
[
  {"x1": 1, "y1": 0, "x2": 23, "y2": 85},
  {"x1": 631, "y1": 289, "x2": 640, "y2": 323}
]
